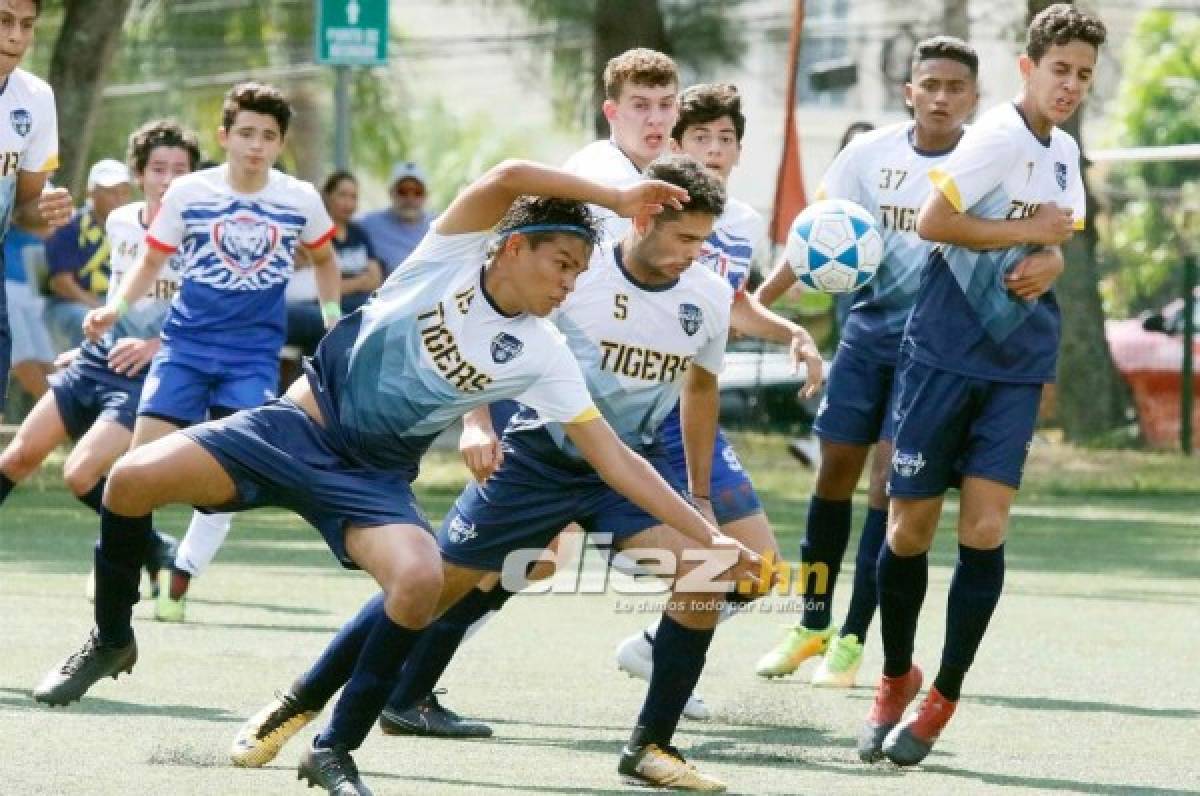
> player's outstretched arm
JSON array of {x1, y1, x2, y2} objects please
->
[
  {"x1": 729, "y1": 293, "x2": 823, "y2": 397},
  {"x1": 459, "y1": 406, "x2": 503, "y2": 483},
  {"x1": 680, "y1": 363, "x2": 719, "y2": 515},
  {"x1": 435, "y1": 159, "x2": 688, "y2": 236},
  {"x1": 754, "y1": 260, "x2": 800, "y2": 308},
  {"x1": 82, "y1": 248, "x2": 171, "y2": 342},
  {"x1": 13, "y1": 171, "x2": 72, "y2": 231},
  {"x1": 917, "y1": 191, "x2": 1075, "y2": 251},
  {"x1": 307, "y1": 241, "x2": 342, "y2": 328}
]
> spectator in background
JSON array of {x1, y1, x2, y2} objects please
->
[
  {"x1": 43, "y1": 159, "x2": 131, "y2": 350},
  {"x1": 3, "y1": 221, "x2": 54, "y2": 401},
  {"x1": 323, "y1": 171, "x2": 382, "y2": 313},
  {"x1": 358, "y1": 160, "x2": 431, "y2": 275}
]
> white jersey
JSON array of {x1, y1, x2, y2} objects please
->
[
  {"x1": 311, "y1": 227, "x2": 598, "y2": 470},
  {"x1": 562, "y1": 139, "x2": 643, "y2": 242},
  {"x1": 512, "y1": 241, "x2": 732, "y2": 459},
  {"x1": 0, "y1": 68, "x2": 58, "y2": 239},
  {"x1": 698, "y1": 196, "x2": 765, "y2": 295},
  {"x1": 816, "y1": 121, "x2": 959, "y2": 362}
]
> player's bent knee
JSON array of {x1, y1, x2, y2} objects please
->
[
  {"x1": 103, "y1": 458, "x2": 157, "y2": 515},
  {"x1": 381, "y1": 563, "x2": 444, "y2": 628},
  {"x1": 0, "y1": 442, "x2": 41, "y2": 481},
  {"x1": 62, "y1": 460, "x2": 102, "y2": 498},
  {"x1": 958, "y1": 516, "x2": 1007, "y2": 549}
]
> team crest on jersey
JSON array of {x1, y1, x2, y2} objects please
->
[
  {"x1": 678, "y1": 303, "x2": 703, "y2": 336},
  {"x1": 212, "y1": 214, "x2": 280, "y2": 275},
  {"x1": 9, "y1": 109, "x2": 31, "y2": 137},
  {"x1": 1055, "y1": 162, "x2": 1068, "y2": 191},
  {"x1": 490, "y1": 332, "x2": 524, "y2": 364}
]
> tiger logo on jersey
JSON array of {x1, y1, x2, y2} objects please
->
[
  {"x1": 678, "y1": 303, "x2": 702, "y2": 336},
  {"x1": 490, "y1": 332, "x2": 523, "y2": 364},
  {"x1": 213, "y1": 214, "x2": 280, "y2": 275},
  {"x1": 9, "y1": 109, "x2": 30, "y2": 137}
]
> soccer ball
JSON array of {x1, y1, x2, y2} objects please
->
[{"x1": 785, "y1": 199, "x2": 883, "y2": 293}]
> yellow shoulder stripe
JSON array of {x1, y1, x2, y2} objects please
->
[
  {"x1": 927, "y1": 168, "x2": 964, "y2": 213},
  {"x1": 567, "y1": 406, "x2": 600, "y2": 424}
]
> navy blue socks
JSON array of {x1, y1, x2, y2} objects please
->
[
  {"x1": 94, "y1": 508, "x2": 153, "y2": 646},
  {"x1": 936, "y1": 543, "x2": 1005, "y2": 701},
  {"x1": 634, "y1": 615, "x2": 715, "y2": 748},
  {"x1": 799, "y1": 497, "x2": 853, "y2": 630},
  {"x1": 840, "y1": 507, "x2": 887, "y2": 640},
  {"x1": 877, "y1": 542, "x2": 928, "y2": 678}
]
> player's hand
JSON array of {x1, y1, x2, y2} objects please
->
[
  {"x1": 1006, "y1": 248, "x2": 1065, "y2": 301},
  {"x1": 612, "y1": 180, "x2": 689, "y2": 219},
  {"x1": 108, "y1": 336, "x2": 161, "y2": 377},
  {"x1": 710, "y1": 532, "x2": 766, "y2": 592},
  {"x1": 459, "y1": 422, "x2": 503, "y2": 483},
  {"x1": 790, "y1": 329, "x2": 824, "y2": 399},
  {"x1": 53, "y1": 347, "x2": 79, "y2": 369},
  {"x1": 1026, "y1": 202, "x2": 1075, "y2": 246},
  {"x1": 82, "y1": 305, "x2": 118, "y2": 342},
  {"x1": 38, "y1": 187, "x2": 73, "y2": 231}
]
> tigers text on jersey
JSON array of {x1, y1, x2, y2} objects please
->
[
  {"x1": 75, "y1": 201, "x2": 185, "y2": 388},
  {"x1": 699, "y1": 196, "x2": 764, "y2": 294},
  {"x1": 0, "y1": 69, "x2": 57, "y2": 240},
  {"x1": 907, "y1": 102, "x2": 1086, "y2": 383},
  {"x1": 510, "y1": 241, "x2": 731, "y2": 461},
  {"x1": 816, "y1": 122, "x2": 958, "y2": 363},
  {"x1": 308, "y1": 228, "x2": 598, "y2": 471},
  {"x1": 146, "y1": 165, "x2": 336, "y2": 364},
  {"x1": 562, "y1": 138, "x2": 642, "y2": 243}
]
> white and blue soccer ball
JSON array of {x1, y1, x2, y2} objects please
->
[{"x1": 785, "y1": 199, "x2": 883, "y2": 294}]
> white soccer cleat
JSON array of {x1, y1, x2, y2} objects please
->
[{"x1": 615, "y1": 630, "x2": 712, "y2": 721}]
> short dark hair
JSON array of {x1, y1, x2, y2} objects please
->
[
  {"x1": 322, "y1": 170, "x2": 357, "y2": 196},
  {"x1": 494, "y1": 197, "x2": 601, "y2": 253},
  {"x1": 221, "y1": 81, "x2": 292, "y2": 136},
  {"x1": 31, "y1": 0, "x2": 41, "y2": 14},
  {"x1": 1026, "y1": 4, "x2": 1107, "y2": 63},
  {"x1": 643, "y1": 154, "x2": 726, "y2": 221},
  {"x1": 126, "y1": 119, "x2": 201, "y2": 175},
  {"x1": 911, "y1": 35, "x2": 979, "y2": 79},
  {"x1": 672, "y1": 83, "x2": 745, "y2": 143},
  {"x1": 603, "y1": 48, "x2": 678, "y2": 101}
]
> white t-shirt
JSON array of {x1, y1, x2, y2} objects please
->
[
  {"x1": 562, "y1": 138, "x2": 643, "y2": 243},
  {"x1": 0, "y1": 68, "x2": 58, "y2": 238}
]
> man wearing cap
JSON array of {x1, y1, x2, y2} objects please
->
[
  {"x1": 358, "y1": 161, "x2": 431, "y2": 276},
  {"x1": 42, "y1": 159, "x2": 131, "y2": 350}
]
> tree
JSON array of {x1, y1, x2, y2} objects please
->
[
  {"x1": 45, "y1": 0, "x2": 135, "y2": 195},
  {"x1": 1025, "y1": 0, "x2": 1129, "y2": 441}
]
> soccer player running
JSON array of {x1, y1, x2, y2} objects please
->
[
  {"x1": 754, "y1": 37, "x2": 983, "y2": 688},
  {"x1": 0, "y1": 0, "x2": 72, "y2": 419},
  {"x1": 0, "y1": 121, "x2": 199, "y2": 583},
  {"x1": 859, "y1": 5, "x2": 1105, "y2": 766},
  {"x1": 230, "y1": 155, "x2": 756, "y2": 792},
  {"x1": 89, "y1": 82, "x2": 339, "y2": 623}
]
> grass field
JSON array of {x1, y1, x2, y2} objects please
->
[{"x1": 1, "y1": 434, "x2": 1197, "y2": 795}]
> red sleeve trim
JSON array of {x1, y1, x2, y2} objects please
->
[
  {"x1": 302, "y1": 225, "x2": 337, "y2": 249},
  {"x1": 146, "y1": 235, "x2": 178, "y2": 254}
]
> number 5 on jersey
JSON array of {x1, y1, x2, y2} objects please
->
[{"x1": 614, "y1": 293, "x2": 629, "y2": 320}]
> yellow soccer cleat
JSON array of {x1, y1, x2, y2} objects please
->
[
  {"x1": 754, "y1": 624, "x2": 835, "y2": 678},
  {"x1": 619, "y1": 743, "x2": 726, "y2": 792},
  {"x1": 230, "y1": 691, "x2": 319, "y2": 768},
  {"x1": 154, "y1": 570, "x2": 186, "y2": 622},
  {"x1": 811, "y1": 632, "x2": 864, "y2": 688}
]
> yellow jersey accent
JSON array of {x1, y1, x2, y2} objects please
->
[
  {"x1": 927, "y1": 167, "x2": 964, "y2": 213},
  {"x1": 567, "y1": 406, "x2": 600, "y2": 424}
]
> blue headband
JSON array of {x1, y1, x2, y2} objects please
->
[{"x1": 501, "y1": 223, "x2": 593, "y2": 241}]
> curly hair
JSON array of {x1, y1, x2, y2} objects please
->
[
  {"x1": 1026, "y1": 4, "x2": 1107, "y2": 62},
  {"x1": 671, "y1": 83, "x2": 745, "y2": 143},
  {"x1": 126, "y1": 119, "x2": 202, "y2": 175},
  {"x1": 603, "y1": 48, "x2": 678, "y2": 101},
  {"x1": 912, "y1": 35, "x2": 979, "y2": 78},
  {"x1": 222, "y1": 81, "x2": 293, "y2": 136},
  {"x1": 644, "y1": 154, "x2": 726, "y2": 220},
  {"x1": 494, "y1": 196, "x2": 602, "y2": 252}
]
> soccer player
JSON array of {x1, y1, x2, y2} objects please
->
[
  {"x1": 754, "y1": 37, "x2": 984, "y2": 688},
  {"x1": 37, "y1": 158, "x2": 754, "y2": 796},
  {"x1": 0, "y1": 120, "x2": 199, "y2": 582},
  {"x1": 230, "y1": 154, "x2": 752, "y2": 793},
  {"x1": 0, "y1": 0, "x2": 72, "y2": 417},
  {"x1": 859, "y1": 5, "x2": 1105, "y2": 765},
  {"x1": 85, "y1": 82, "x2": 340, "y2": 623}
]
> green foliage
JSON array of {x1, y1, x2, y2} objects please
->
[{"x1": 1100, "y1": 9, "x2": 1200, "y2": 315}]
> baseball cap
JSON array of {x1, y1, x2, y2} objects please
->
[
  {"x1": 389, "y1": 161, "x2": 427, "y2": 187},
  {"x1": 87, "y1": 159, "x2": 131, "y2": 190}
]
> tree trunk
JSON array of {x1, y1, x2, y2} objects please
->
[
  {"x1": 47, "y1": 0, "x2": 135, "y2": 196},
  {"x1": 943, "y1": 0, "x2": 969, "y2": 40},
  {"x1": 1025, "y1": 0, "x2": 1131, "y2": 440},
  {"x1": 590, "y1": 0, "x2": 670, "y2": 138}
]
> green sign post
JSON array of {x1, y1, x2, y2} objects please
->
[{"x1": 315, "y1": 0, "x2": 389, "y2": 169}]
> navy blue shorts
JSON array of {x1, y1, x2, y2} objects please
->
[
  {"x1": 658, "y1": 407, "x2": 762, "y2": 525},
  {"x1": 887, "y1": 353, "x2": 1042, "y2": 497},
  {"x1": 437, "y1": 431, "x2": 687, "y2": 572},
  {"x1": 48, "y1": 366, "x2": 139, "y2": 440},
  {"x1": 184, "y1": 400, "x2": 429, "y2": 568},
  {"x1": 812, "y1": 343, "x2": 899, "y2": 445},
  {"x1": 139, "y1": 348, "x2": 278, "y2": 426}
]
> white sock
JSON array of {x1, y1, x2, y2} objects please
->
[{"x1": 174, "y1": 511, "x2": 233, "y2": 576}]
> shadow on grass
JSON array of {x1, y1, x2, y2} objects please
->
[
  {"x1": 920, "y1": 763, "x2": 1199, "y2": 794},
  {"x1": 0, "y1": 687, "x2": 241, "y2": 723},
  {"x1": 966, "y1": 693, "x2": 1200, "y2": 720},
  {"x1": 186, "y1": 620, "x2": 342, "y2": 634}
]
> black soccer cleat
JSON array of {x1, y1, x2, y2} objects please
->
[
  {"x1": 297, "y1": 742, "x2": 373, "y2": 796},
  {"x1": 379, "y1": 690, "x2": 493, "y2": 738},
  {"x1": 33, "y1": 629, "x2": 137, "y2": 706}
]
